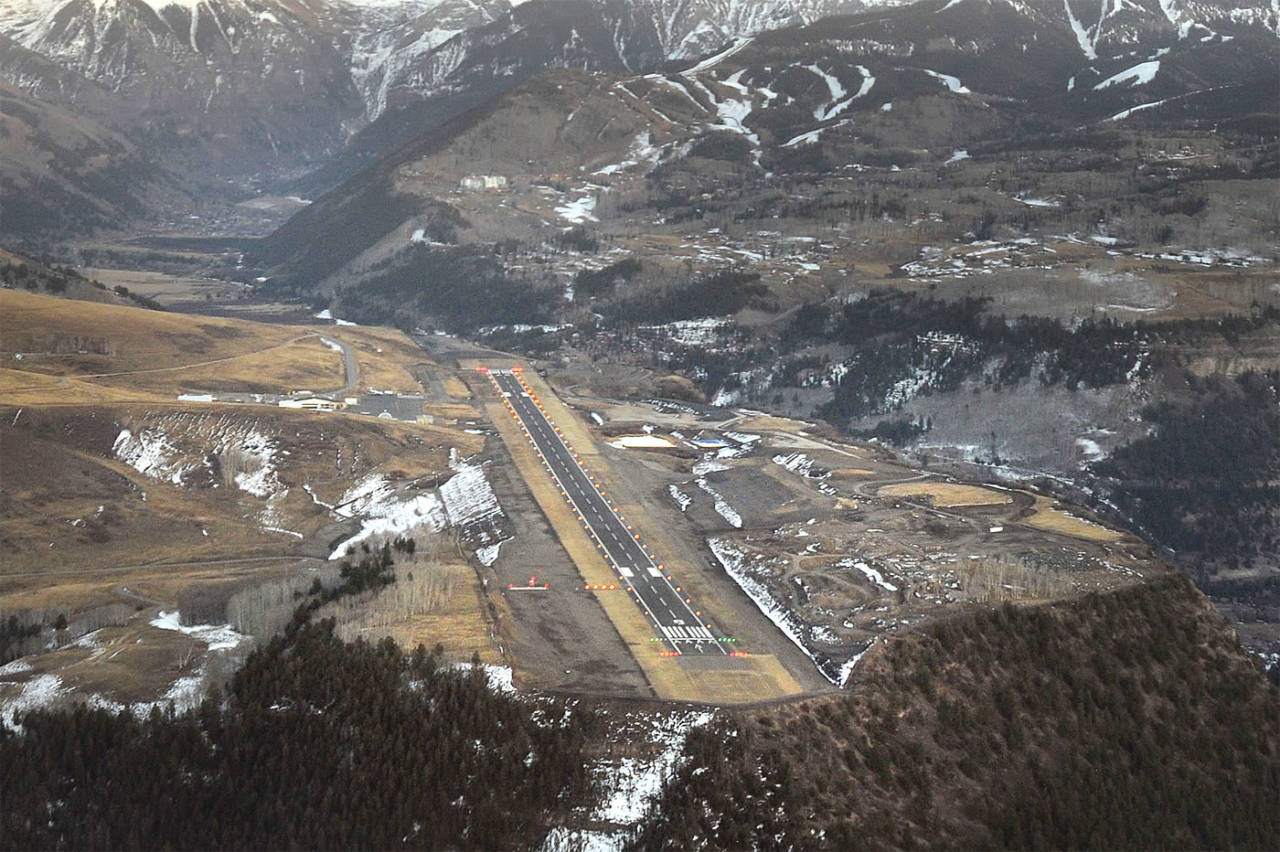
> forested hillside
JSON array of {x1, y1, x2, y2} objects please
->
[
  {"x1": 5, "y1": 567, "x2": 1274, "y2": 850},
  {"x1": 0, "y1": 619, "x2": 596, "y2": 850},
  {"x1": 1093, "y1": 370, "x2": 1280, "y2": 593},
  {"x1": 634, "y1": 573, "x2": 1280, "y2": 850}
]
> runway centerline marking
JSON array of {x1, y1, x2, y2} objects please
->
[{"x1": 487, "y1": 368, "x2": 726, "y2": 656}]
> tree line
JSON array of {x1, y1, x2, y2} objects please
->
[
  {"x1": 0, "y1": 546, "x2": 597, "y2": 850},
  {"x1": 632, "y1": 574, "x2": 1280, "y2": 850},
  {"x1": 1092, "y1": 370, "x2": 1280, "y2": 585}
]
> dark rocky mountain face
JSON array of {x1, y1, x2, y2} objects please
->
[
  {"x1": 259, "y1": 0, "x2": 1280, "y2": 286},
  {"x1": 4, "y1": 0, "x2": 1270, "y2": 204},
  {"x1": 297, "y1": 0, "x2": 894, "y2": 192},
  {"x1": 0, "y1": 0, "x2": 368, "y2": 180},
  {"x1": 0, "y1": 0, "x2": 883, "y2": 194},
  {"x1": 298, "y1": 0, "x2": 1280, "y2": 191},
  {"x1": 0, "y1": 76, "x2": 187, "y2": 240}
]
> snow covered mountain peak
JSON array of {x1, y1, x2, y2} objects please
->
[{"x1": 1, "y1": 0, "x2": 1274, "y2": 187}]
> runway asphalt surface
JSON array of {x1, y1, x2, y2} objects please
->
[{"x1": 487, "y1": 368, "x2": 726, "y2": 656}]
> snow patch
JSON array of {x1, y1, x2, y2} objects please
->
[
  {"x1": 475, "y1": 542, "x2": 503, "y2": 566},
  {"x1": 440, "y1": 453, "x2": 504, "y2": 531},
  {"x1": 609, "y1": 435, "x2": 676, "y2": 449},
  {"x1": 556, "y1": 193, "x2": 599, "y2": 224},
  {"x1": 1076, "y1": 437, "x2": 1105, "y2": 460},
  {"x1": 1094, "y1": 60, "x2": 1159, "y2": 90},
  {"x1": 640, "y1": 316, "x2": 729, "y2": 345},
  {"x1": 327, "y1": 475, "x2": 447, "y2": 559},
  {"x1": 540, "y1": 828, "x2": 625, "y2": 852},
  {"x1": 112, "y1": 416, "x2": 282, "y2": 499},
  {"x1": 696, "y1": 478, "x2": 742, "y2": 528},
  {"x1": 449, "y1": 662, "x2": 515, "y2": 694},
  {"x1": 593, "y1": 131, "x2": 664, "y2": 176},
  {"x1": 668, "y1": 485, "x2": 692, "y2": 512},
  {"x1": 922, "y1": 68, "x2": 970, "y2": 94},
  {"x1": 1, "y1": 673, "x2": 71, "y2": 733},
  {"x1": 836, "y1": 644, "x2": 871, "y2": 687},
  {"x1": 840, "y1": 559, "x2": 898, "y2": 592},
  {"x1": 0, "y1": 658, "x2": 33, "y2": 675},
  {"x1": 149, "y1": 611, "x2": 248, "y2": 652},
  {"x1": 1064, "y1": 0, "x2": 1098, "y2": 59},
  {"x1": 593, "y1": 710, "x2": 714, "y2": 824},
  {"x1": 709, "y1": 538, "x2": 842, "y2": 683}
]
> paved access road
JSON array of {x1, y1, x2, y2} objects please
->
[{"x1": 487, "y1": 368, "x2": 725, "y2": 656}]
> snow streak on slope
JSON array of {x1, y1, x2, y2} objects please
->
[
  {"x1": 1094, "y1": 59, "x2": 1160, "y2": 89},
  {"x1": 112, "y1": 414, "x2": 282, "y2": 498},
  {"x1": 1064, "y1": 0, "x2": 1099, "y2": 59},
  {"x1": 808, "y1": 63, "x2": 875, "y2": 121},
  {"x1": 696, "y1": 477, "x2": 743, "y2": 527},
  {"x1": 783, "y1": 124, "x2": 837, "y2": 147},
  {"x1": 853, "y1": 64, "x2": 876, "y2": 98},
  {"x1": 681, "y1": 65, "x2": 761, "y2": 167},
  {"x1": 682, "y1": 35, "x2": 752, "y2": 73},
  {"x1": 922, "y1": 68, "x2": 970, "y2": 93},
  {"x1": 804, "y1": 62, "x2": 847, "y2": 119}
]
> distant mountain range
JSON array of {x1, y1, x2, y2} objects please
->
[
  {"x1": 253, "y1": 0, "x2": 1280, "y2": 294},
  {"x1": 0, "y1": 0, "x2": 883, "y2": 179},
  {"x1": 0, "y1": 0, "x2": 1275, "y2": 237}
]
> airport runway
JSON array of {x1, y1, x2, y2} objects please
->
[{"x1": 486, "y1": 368, "x2": 726, "y2": 656}]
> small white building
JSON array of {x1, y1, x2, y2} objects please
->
[
  {"x1": 279, "y1": 397, "x2": 337, "y2": 411},
  {"x1": 460, "y1": 174, "x2": 509, "y2": 191}
]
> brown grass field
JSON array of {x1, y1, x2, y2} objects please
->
[
  {"x1": 2, "y1": 289, "x2": 300, "y2": 370},
  {"x1": 442, "y1": 376, "x2": 473, "y2": 399},
  {"x1": 139, "y1": 337, "x2": 344, "y2": 394},
  {"x1": 0, "y1": 293, "x2": 508, "y2": 708},
  {"x1": 423, "y1": 402, "x2": 481, "y2": 421},
  {"x1": 1022, "y1": 496, "x2": 1125, "y2": 542},
  {"x1": 0, "y1": 368, "x2": 167, "y2": 405},
  {"x1": 1, "y1": 289, "x2": 349, "y2": 396},
  {"x1": 1, "y1": 290, "x2": 455, "y2": 401},
  {"x1": 324, "y1": 325, "x2": 427, "y2": 394},
  {"x1": 829, "y1": 467, "x2": 876, "y2": 479},
  {"x1": 879, "y1": 481, "x2": 1013, "y2": 508}
]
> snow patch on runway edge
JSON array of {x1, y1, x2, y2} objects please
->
[{"x1": 709, "y1": 538, "x2": 857, "y2": 685}]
